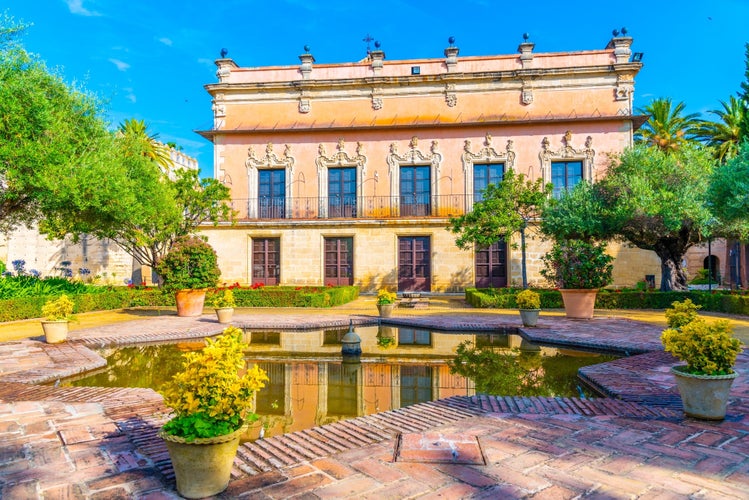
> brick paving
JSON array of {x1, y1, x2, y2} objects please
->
[{"x1": 0, "y1": 298, "x2": 747, "y2": 499}]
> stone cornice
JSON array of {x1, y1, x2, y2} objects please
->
[{"x1": 196, "y1": 114, "x2": 648, "y2": 140}]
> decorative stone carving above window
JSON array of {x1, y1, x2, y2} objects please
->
[
  {"x1": 386, "y1": 136, "x2": 443, "y2": 203},
  {"x1": 212, "y1": 93, "x2": 226, "y2": 129},
  {"x1": 445, "y1": 84, "x2": 457, "y2": 107},
  {"x1": 316, "y1": 139, "x2": 368, "y2": 218},
  {"x1": 539, "y1": 131, "x2": 595, "y2": 184},
  {"x1": 246, "y1": 143, "x2": 296, "y2": 171},
  {"x1": 461, "y1": 134, "x2": 516, "y2": 207},
  {"x1": 245, "y1": 143, "x2": 296, "y2": 218},
  {"x1": 371, "y1": 88, "x2": 383, "y2": 110},
  {"x1": 521, "y1": 82, "x2": 533, "y2": 105}
]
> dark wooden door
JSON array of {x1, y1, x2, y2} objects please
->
[
  {"x1": 398, "y1": 236, "x2": 430, "y2": 291},
  {"x1": 252, "y1": 238, "x2": 280, "y2": 285},
  {"x1": 324, "y1": 237, "x2": 353, "y2": 286},
  {"x1": 475, "y1": 241, "x2": 507, "y2": 288}
]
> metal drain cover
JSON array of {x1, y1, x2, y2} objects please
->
[{"x1": 394, "y1": 432, "x2": 486, "y2": 465}]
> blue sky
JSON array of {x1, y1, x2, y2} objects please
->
[{"x1": 4, "y1": 1, "x2": 748, "y2": 178}]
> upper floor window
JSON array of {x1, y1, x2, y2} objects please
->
[
  {"x1": 473, "y1": 163, "x2": 504, "y2": 202},
  {"x1": 258, "y1": 169, "x2": 285, "y2": 218},
  {"x1": 328, "y1": 167, "x2": 356, "y2": 218},
  {"x1": 400, "y1": 165, "x2": 431, "y2": 216},
  {"x1": 551, "y1": 160, "x2": 582, "y2": 198}
]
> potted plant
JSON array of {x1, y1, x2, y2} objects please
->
[
  {"x1": 210, "y1": 288, "x2": 236, "y2": 324},
  {"x1": 376, "y1": 325, "x2": 397, "y2": 348},
  {"x1": 515, "y1": 289, "x2": 541, "y2": 327},
  {"x1": 661, "y1": 299, "x2": 742, "y2": 420},
  {"x1": 156, "y1": 235, "x2": 222, "y2": 317},
  {"x1": 40, "y1": 294, "x2": 75, "y2": 343},
  {"x1": 376, "y1": 288, "x2": 397, "y2": 318},
  {"x1": 540, "y1": 239, "x2": 613, "y2": 319},
  {"x1": 158, "y1": 327, "x2": 268, "y2": 498}
]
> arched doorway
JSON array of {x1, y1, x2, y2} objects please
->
[{"x1": 703, "y1": 255, "x2": 720, "y2": 283}]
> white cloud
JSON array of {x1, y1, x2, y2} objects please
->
[
  {"x1": 65, "y1": 0, "x2": 102, "y2": 16},
  {"x1": 158, "y1": 37, "x2": 173, "y2": 46},
  {"x1": 123, "y1": 88, "x2": 136, "y2": 103},
  {"x1": 108, "y1": 58, "x2": 130, "y2": 72},
  {"x1": 197, "y1": 58, "x2": 215, "y2": 68}
]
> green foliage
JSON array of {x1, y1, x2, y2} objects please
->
[
  {"x1": 661, "y1": 316, "x2": 742, "y2": 375},
  {"x1": 160, "y1": 327, "x2": 269, "y2": 440},
  {"x1": 0, "y1": 275, "x2": 97, "y2": 299},
  {"x1": 515, "y1": 289, "x2": 540, "y2": 310},
  {"x1": 664, "y1": 298, "x2": 701, "y2": 329},
  {"x1": 466, "y1": 288, "x2": 749, "y2": 316},
  {"x1": 694, "y1": 96, "x2": 746, "y2": 163},
  {"x1": 156, "y1": 235, "x2": 221, "y2": 292},
  {"x1": 540, "y1": 240, "x2": 613, "y2": 289},
  {"x1": 0, "y1": 28, "x2": 111, "y2": 233},
  {"x1": 635, "y1": 97, "x2": 702, "y2": 151},
  {"x1": 41, "y1": 294, "x2": 75, "y2": 321},
  {"x1": 448, "y1": 170, "x2": 551, "y2": 249},
  {"x1": 376, "y1": 288, "x2": 397, "y2": 305},
  {"x1": 209, "y1": 288, "x2": 235, "y2": 308},
  {"x1": 540, "y1": 181, "x2": 611, "y2": 242},
  {"x1": 708, "y1": 141, "x2": 749, "y2": 241},
  {"x1": 599, "y1": 144, "x2": 715, "y2": 291}
]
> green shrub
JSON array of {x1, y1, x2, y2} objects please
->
[
  {"x1": 466, "y1": 288, "x2": 749, "y2": 316},
  {"x1": 662, "y1": 316, "x2": 741, "y2": 375},
  {"x1": 156, "y1": 236, "x2": 221, "y2": 292}
]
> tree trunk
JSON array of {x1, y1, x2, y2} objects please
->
[{"x1": 656, "y1": 250, "x2": 689, "y2": 291}]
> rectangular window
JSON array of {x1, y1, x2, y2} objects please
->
[
  {"x1": 473, "y1": 163, "x2": 504, "y2": 202},
  {"x1": 400, "y1": 365, "x2": 433, "y2": 407},
  {"x1": 328, "y1": 167, "x2": 357, "y2": 218},
  {"x1": 551, "y1": 161, "x2": 582, "y2": 198},
  {"x1": 258, "y1": 169, "x2": 285, "y2": 218},
  {"x1": 397, "y1": 327, "x2": 432, "y2": 346},
  {"x1": 255, "y1": 362, "x2": 285, "y2": 415},
  {"x1": 400, "y1": 165, "x2": 431, "y2": 216},
  {"x1": 327, "y1": 363, "x2": 358, "y2": 416}
]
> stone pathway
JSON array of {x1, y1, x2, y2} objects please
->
[{"x1": 0, "y1": 303, "x2": 747, "y2": 499}]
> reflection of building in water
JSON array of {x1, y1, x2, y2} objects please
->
[
  {"x1": 240, "y1": 326, "x2": 576, "y2": 440},
  {"x1": 241, "y1": 326, "x2": 477, "y2": 439}
]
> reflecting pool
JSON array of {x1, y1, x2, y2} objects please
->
[{"x1": 62, "y1": 325, "x2": 616, "y2": 439}]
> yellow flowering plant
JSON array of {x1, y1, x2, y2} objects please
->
[
  {"x1": 41, "y1": 294, "x2": 76, "y2": 321},
  {"x1": 376, "y1": 289, "x2": 397, "y2": 305},
  {"x1": 515, "y1": 289, "x2": 541, "y2": 310},
  {"x1": 209, "y1": 288, "x2": 236, "y2": 309},
  {"x1": 661, "y1": 300, "x2": 742, "y2": 376},
  {"x1": 159, "y1": 326, "x2": 268, "y2": 441}
]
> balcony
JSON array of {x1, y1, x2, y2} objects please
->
[{"x1": 228, "y1": 194, "x2": 476, "y2": 221}]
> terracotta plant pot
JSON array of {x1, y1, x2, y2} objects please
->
[
  {"x1": 519, "y1": 309, "x2": 540, "y2": 327},
  {"x1": 175, "y1": 289, "x2": 207, "y2": 317},
  {"x1": 160, "y1": 427, "x2": 244, "y2": 498},
  {"x1": 377, "y1": 303, "x2": 395, "y2": 318},
  {"x1": 671, "y1": 365, "x2": 738, "y2": 420},
  {"x1": 41, "y1": 320, "x2": 69, "y2": 344},
  {"x1": 215, "y1": 307, "x2": 234, "y2": 324},
  {"x1": 559, "y1": 289, "x2": 598, "y2": 319}
]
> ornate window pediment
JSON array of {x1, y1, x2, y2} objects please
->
[
  {"x1": 316, "y1": 139, "x2": 368, "y2": 217},
  {"x1": 245, "y1": 143, "x2": 296, "y2": 218},
  {"x1": 386, "y1": 136, "x2": 443, "y2": 210},
  {"x1": 539, "y1": 131, "x2": 595, "y2": 184},
  {"x1": 461, "y1": 134, "x2": 516, "y2": 209}
]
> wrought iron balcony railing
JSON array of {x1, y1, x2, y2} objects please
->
[{"x1": 228, "y1": 194, "x2": 478, "y2": 221}]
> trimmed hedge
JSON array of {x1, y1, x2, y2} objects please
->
[
  {"x1": 0, "y1": 285, "x2": 361, "y2": 322},
  {"x1": 231, "y1": 286, "x2": 359, "y2": 308},
  {"x1": 465, "y1": 288, "x2": 749, "y2": 316}
]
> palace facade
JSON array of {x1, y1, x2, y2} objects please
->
[{"x1": 198, "y1": 34, "x2": 657, "y2": 292}]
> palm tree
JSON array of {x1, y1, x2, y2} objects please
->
[
  {"x1": 635, "y1": 98, "x2": 701, "y2": 152},
  {"x1": 117, "y1": 118, "x2": 172, "y2": 171},
  {"x1": 695, "y1": 96, "x2": 747, "y2": 163}
]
